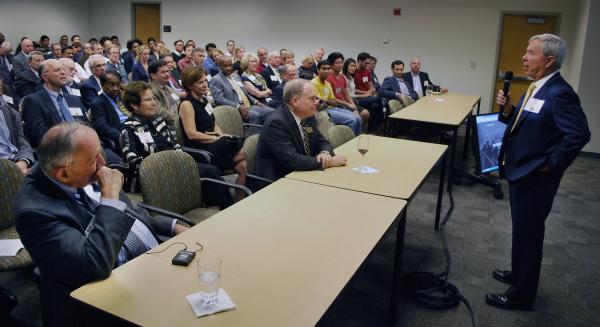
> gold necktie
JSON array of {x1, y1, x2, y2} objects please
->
[
  {"x1": 510, "y1": 83, "x2": 537, "y2": 132},
  {"x1": 228, "y1": 76, "x2": 251, "y2": 107},
  {"x1": 116, "y1": 98, "x2": 132, "y2": 117}
]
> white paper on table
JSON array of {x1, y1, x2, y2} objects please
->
[
  {"x1": 0, "y1": 239, "x2": 24, "y2": 256},
  {"x1": 186, "y1": 288, "x2": 236, "y2": 318},
  {"x1": 352, "y1": 166, "x2": 379, "y2": 174},
  {"x1": 435, "y1": 98, "x2": 445, "y2": 102}
]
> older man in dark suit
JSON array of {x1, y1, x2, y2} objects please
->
[
  {"x1": 488, "y1": 34, "x2": 590, "y2": 311},
  {"x1": 90, "y1": 71, "x2": 130, "y2": 150},
  {"x1": 14, "y1": 51, "x2": 44, "y2": 99},
  {"x1": 255, "y1": 79, "x2": 346, "y2": 185},
  {"x1": 14, "y1": 122, "x2": 187, "y2": 327},
  {"x1": 11, "y1": 38, "x2": 34, "y2": 76},
  {"x1": 80, "y1": 54, "x2": 106, "y2": 109},
  {"x1": 402, "y1": 58, "x2": 433, "y2": 97}
]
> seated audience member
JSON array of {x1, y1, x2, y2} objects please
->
[
  {"x1": 120, "y1": 81, "x2": 232, "y2": 207},
  {"x1": 281, "y1": 49, "x2": 295, "y2": 65},
  {"x1": 59, "y1": 35, "x2": 69, "y2": 48},
  {"x1": 61, "y1": 46, "x2": 74, "y2": 60},
  {"x1": 327, "y1": 52, "x2": 370, "y2": 128},
  {"x1": 147, "y1": 37, "x2": 159, "y2": 63},
  {"x1": 368, "y1": 56, "x2": 381, "y2": 90},
  {"x1": 185, "y1": 40, "x2": 196, "y2": 49},
  {"x1": 379, "y1": 60, "x2": 419, "y2": 104},
  {"x1": 106, "y1": 45, "x2": 129, "y2": 83},
  {"x1": 90, "y1": 71, "x2": 130, "y2": 149},
  {"x1": 1, "y1": 76, "x2": 34, "y2": 175},
  {"x1": 256, "y1": 47, "x2": 268, "y2": 74},
  {"x1": 71, "y1": 41, "x2": 83, "y2": 63},
  {"x1": 270, "y1": 64, "x2": 297, "y2": 109},
  {"x1": 260, "y1": 51, "x2": 283, "y2": 90},
  {"x1": 298, "y1": 54, "x2": 316, "y2": 80},
  {"x1": 177, "y1": 44, "x2": 194, "y2": 72},
  {"x1": 343, "y1": 58, "x2": 385, "y2": 132},
  {"x1": 44, "y1": 43, "x2": 62, "y2": 60},
  {"x1": 171, "y1": 39, "x2": 185, "y2": 63},
  {"x1": 14, "y1": 51, "x2": 43, "y2": 99},
  {"x1": 131, "y1": 45, "x2": 151, "y2": 82},
  {"x1": 209, "y1": 56, "x2": 275, "y2": 134},
  {"x1": 256, "y1": 79, "x2": 346, "y2": 184},
  {"x1": 12, "y1": 38, "x2": 34, "y2": 76},
  {"x1": 179, "y1": 66, "x2": 247, "y2": 201},
  {"x1": 353, "y1": 52, "x2": 377, "y2": 97},
  {"x1": 191, "y1": 47, "x2": 206, "y2": 69},
  {"x1": 77, "y1": 43, "x2": 92, "y2": 67},
  {"x1": 225, "y1": 40, "x2": 236, "y2": 57},
  {"x1": 240, "y1": 53, "x2": 273, "y2": 106},
  {"x1": 123, "y1": 38, "x2": 141, "y2": 74},
  {"x1": 58, "y1": 58, "x2": 82, "y2": 96},
  {"x1": 84, "y1": 43, "x2": 107, "y2": 75},
  {"x1": 204, "y1": 48, "x2": 223, "y2": 77},
  {"x1": 232, "y1": 46, "x2": 245, "y2": 76},
  {"x1": 62, "y1": 45, "x2": 88, "y2": 82},
  {"x1": 311, "y1": 60, "x2": 362, "y2": 135},
  {"x1": 36, "y1": 35, "x2": 50, "y2": 54},
  {"x1": 310, "y1": 48, "x2": 325, "y2": 75},
  {"x1": 0, "y1": 41, "x2": 14, "y2": 88},
  {"x1": 402, "y1": 58, "x2": 434, "y2": 97},
  {"x1": 80, "y1": 54, "x2": 106, "y2": 109},
  {"x1": 14, "y1": 122, "x2": 187, "y2": 327},
  {"x1": 161, "y1": 54, "x2": 184, "y2": 92},
  {"x1": 149, "y1": 60, "x2": 180, "y2": 130}
]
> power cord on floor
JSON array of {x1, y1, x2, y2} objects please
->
[{"x1": 404, "y1": 187, "x2": 478, "y2": 327}]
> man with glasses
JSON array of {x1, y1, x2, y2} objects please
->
[
  {"x1": 14, "y1": 51, "x2": 44, "y2": 99},
  {"x1": 271, "y1": 64, "x2": 297, "y2": 109},
  {"x1": 106, "y1": 45, "x2": 129, "y2": 84},
  {"x1": 80, "y1": 55, "x2": 106, "y2": 109}
]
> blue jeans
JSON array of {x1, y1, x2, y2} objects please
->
[
  {"x1": 247, "y1": 105, "x2": 276, "y2": 135},
  {"x1": 327, "y1": 107, "x2": 362, "y2": 135}
]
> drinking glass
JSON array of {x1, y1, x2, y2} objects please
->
[
  {"x1": 357, "y1": 134, "x2": 369, "y2": 157},
  {"x1": 197, "y1": 255, "x2": 222, "y2": 305}
]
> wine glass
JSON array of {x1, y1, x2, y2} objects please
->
[{"x1": 357, "y1": 134, "x2": 369, "y2": 157}]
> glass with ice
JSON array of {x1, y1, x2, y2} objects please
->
[{"x1": 197, "y1": 255, "x2": 222, "y2": 305}]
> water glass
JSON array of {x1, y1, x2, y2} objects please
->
[{"x1": 197, "y1": 255, "x2": 222, "y2": 305}]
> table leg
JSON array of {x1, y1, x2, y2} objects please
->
[
  {"x1": 389, "y1": 209, "x2": 407, "y2": 321},
  {"x1": 435, "y1": 151, "x2": 447, "y2": 230},
  {"x1": 447, "y1": 127, "x2": 459, "y2": 192},
  {"x1": 463, "y1": 114, "x2": 473, "y2": 161}
]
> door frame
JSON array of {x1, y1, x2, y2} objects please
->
[
  {"x1": 489, "y1": 11, "x2": 561, "y2": 112},
  {"x1": 131, "y1": 2, "x2": 162, "y2": 41}
]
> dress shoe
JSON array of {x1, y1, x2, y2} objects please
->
[
  {"x1": 492, "y1": 269, "x2": 513, "y2": 284},
  {"x1": 485, "y1": 293, "x2": 532, "y2": 311}
]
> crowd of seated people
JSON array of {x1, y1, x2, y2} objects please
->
[{"x1": 0, "y1": 31, "x2": 435, "y2": 326}]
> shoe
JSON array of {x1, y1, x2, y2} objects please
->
[
  {"x1": 485, "y1": 293, "x2": 532, "y2": 311},
  {"x1": 492, "y1": 269, "x2": 513, "y2": 284}
]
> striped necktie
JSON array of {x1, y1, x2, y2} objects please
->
[
  {"x1": 300, "y1": 121, "x2": 311, "y2": 155},
  {"x1": 57, "y1": 93, "x2": 74, "y2": 122},
  {"x1": 510, "y1": 83, "x2": 537, "y2": 132},
  {"x1": 116, "y1": 97, "x2": 132, "y2": 117},
  {"x1": 228, "y1": 76, "x2": 251, "y2": 107}
]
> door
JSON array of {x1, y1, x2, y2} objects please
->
[
  {"x1": 492, "y1": 14, "x2": 558, "y2": 112},
  {"x1": 133, "y1": 3, "x2": 161, "y2": 45}
]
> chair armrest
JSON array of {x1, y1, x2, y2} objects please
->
[
  {"x1": 108, "y1": 162, "x2": 130, "y2": 171},
  {"x1": 199, "y1": 177, "x2": 252, "y2": 197},
  {"x1": 181, "y1": 146, "x2": 214, "y2": 164},
  {"x1": 243, "y1": 123, "x2": 263, "y2": 129},
  {"x1": 137, "y1": 202, "x2": 196, "y2": 226},
  {"x1": 246, "y1": 173, "x2": 274, "y2": 185}
]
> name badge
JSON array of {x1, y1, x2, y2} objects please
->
[
  {"x1": 335, "y1": 87, "x2": 341, "y2": 95},
  {"x1": 205, "y1": 102, "x2": 214, "y2": 115},
  {"x1": 206, "y1": 74, "x2": 212, "y2": 82},
  {"x1": 2, "y1": 94, "x2": 13, "y2": 105},
  {"x1": 323, "y1": 88, "x2": 330, "y2": 96},
  {"x1": 170, "y1": 93, "x2": 179, "y2": 101},
  {"x1": 97, "y1": 90, "x2": 103, "y2": 96},
  {"x1": 270, "y1": 75, "x2": 278, "y2": 82},
  {"x1": 136, "y1": 131, "x2": 154, "y2": 144},
  {"x1": 237, "y1": 81, "x2": 244, "y2": 88},
  {"x1": 524, "y1": 98, "x2": 544, "y2": 114},
  {"x1": 69, "y1": 107, "x2": 83, "y2": 116},
  {"x1": 362, "y1": 76, "x2": 369, "y2": 83},
  {"x1": 248, "y1": 75, "x2": 257, "y2": 81},
  {"x1": 303, "y1": 126, "x2": 313, "y2": 133},
  {"x1": 71, "y1": 89, "x2": 81, "y2": 97},
  {"x1": 424, "y1": 80, "x2": 429, "y2": 86}
]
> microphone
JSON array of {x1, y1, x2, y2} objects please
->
[{"x1": 499, "y1": 71, "x2": 513, "y2": 115}]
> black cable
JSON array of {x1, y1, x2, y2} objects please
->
[
  {"x1": 145, "y1": 242, "x2": 204, "y2": 255},
  {"x1": 404, "y1": 183, "x2": 478, "y2": 327}
]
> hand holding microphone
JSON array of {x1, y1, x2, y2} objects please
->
[{"x1": 498, "y1": 71, "x2": 513, "y2": 116}]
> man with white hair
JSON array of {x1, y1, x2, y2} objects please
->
[
  {"x1": 11, "y1": 38, "x2": 34, "y2": 76},
  {"x1": 14, "y1": 51, "x2": 43, "y2": 99},
  {"x1": 58, "y1": 58, "x2": 82, "y2": 97},
  {"x1": 260, "y1": 51, "x2": 283, "y2": 91},
  {"x1": 80, "y1": 54, "x2": 106, "y2": 109},
  {"x1": 488, "y1": 33, "x2": 590, "y2": 311},
  {"x1": 84, "y1": 43, "x2": 107, "y2": 75}
]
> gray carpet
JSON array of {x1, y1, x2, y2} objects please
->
[{"x1": 2, "y1": 136, "x2": 599, "y2": 327}]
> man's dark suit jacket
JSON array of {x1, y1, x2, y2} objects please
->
[
  {"x1": 378, "y1": 76, "x2": 419, "y2": 101},
  {"x1": 21, "y1": 88, "x2": 88, "y2": 148},
  {"x1": 260, "y1": 65, "x2": 282, "y2": 91},
  {"x1": 499, "y1": 72, "x2": 590, "y2": 183},
  {"x1": 10, "y1": 52, "x2": 28, "y2": 76},
  {"x1": 14, "y1": 68, "x2": 41, "y2": 99},
  {"x1": 270, "y1": 82, "x2": 285, "y2": 109},
  {"x1": 1, "y1": 103, "x2": 34, "y2": 163},
  {"x1": 14, "y1": 165, "x2": 175, "y2": 327},
  {"x1": 402, "y1": 71, "x2": 432, "y2": 97},
  {"x1": 255, "y1": 105, "x2": 333, "y2": 183},
  {"x1": 80, "y1": 76, "x2": 101, "y2": 110},
  {"x1": 90, "y1": 94, "x2": 122, "y2": 147}
]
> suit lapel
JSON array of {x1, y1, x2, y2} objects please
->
[
  {"x1": 39, "y1": 89, "x2": 63, "y2": 124},
  {"x1": 511, "y1": 73, "x2": 561, "y2": 134},
  {"x1": 283, "y1": 107, "x2": 304, "y2": 153}
]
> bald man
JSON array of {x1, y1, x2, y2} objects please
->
[
  {"x1": 11, "y1": 38, "x2": 34, "y2": 76},
  {"x1": 402, "y1": 58, "x2": 434, "y2": 97}
]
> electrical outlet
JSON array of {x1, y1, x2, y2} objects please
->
[{"x1": 470, "y1": 60, "x2": 477, "y2": 69}]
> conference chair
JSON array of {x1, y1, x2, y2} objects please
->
[
  {"x1": 315, "y1": 110, "x2": 334, "y2": 141},
  {"x1": 328, "y1": 125, "x2": 356, "y2": 148},
  {"x1": 137, "y1": 150, "x2": 251, "y2": 225},
  {"x1": 242, "y1": 134, "x2": 274, "y2": 191},
  {"x1": 399, "y1": 94, "x2": 415, "y2": 107},
  {"x1": 387, "y1": 99, "x2": 404, "y2": 115},
  {"x1": 213, "y1": 105, "x2": 262, "y2": 138}
]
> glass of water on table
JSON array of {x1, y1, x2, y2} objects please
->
[{"x1": 197, "y1": 255, "x2": 222, "y2": 305}]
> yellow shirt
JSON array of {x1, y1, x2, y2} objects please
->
[{"x1": 310, "y1": 77, "x2": 335, "y2": 101}]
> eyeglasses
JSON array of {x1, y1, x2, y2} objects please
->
[{"x1": 93, "y1": 63, "x2": 106, "y2": 68}]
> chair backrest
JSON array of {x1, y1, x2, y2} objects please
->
[
  {"x1": 175, "y1": 119, "x2": 184, "y2": 145},
  {"x1": 315, "y1": 110, "x2": 334, "y2": 141},
  {"x1": 0, "y1": 159, "x2": 24, "y2": 230},
  {"x1": 243, "y1": 134, "x2": 259, "y2": 174},
  {"x1": 399, "y1": 94, "x2": 415, "y2": 107},
  {"x1": 139, "y1": 150, "x2": 202, "y2": 214},
  {"x1": 388, "y1": 99, "x2": 404, "y2": 115},
  {"x1": 213, "y1": 105, "x2": 244, "y2": 137},
  {"x1": 328, "y1": 125, "x2": 356, "y2": 148}
]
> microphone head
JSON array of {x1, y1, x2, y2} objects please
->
[{"x1": 504, "y1": 71, "x2": 513, "y2": 81}]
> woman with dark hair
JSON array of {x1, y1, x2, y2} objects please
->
[
  {"x1": 343, "y1": 58, "x2": 384, "y2": 133},
  {"x1": 120, "y1": 81, "x2": 233, "y2": 207},
  {"x1": 178, "y1": 66, "x2": 247, "y2": 201}
]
